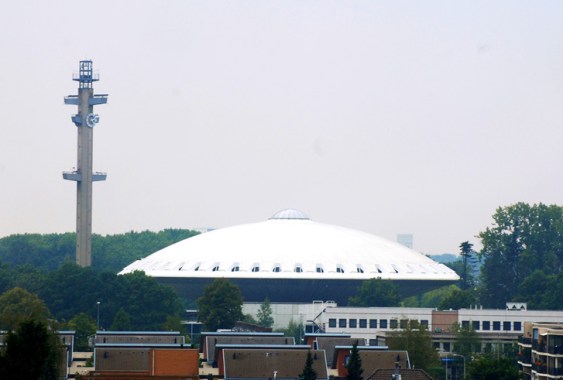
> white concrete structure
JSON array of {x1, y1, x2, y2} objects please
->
[
  {"x1": 316, "y1": 306, "x2": 563, "y2": 348},
  {"x1": 121, "y1": 209, "x2": 458, "y2": 303},
  {"x1": 122, "y1": 209, "x2": 455, "y2": 281}
]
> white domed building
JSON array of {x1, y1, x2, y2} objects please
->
[{"x1": 120, "y1": 209, "x2": 459, "y2": 304}]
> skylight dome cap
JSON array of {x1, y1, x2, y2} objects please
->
[{"x1": 270, "y1": 208, "x2": 310, "y2": 220}]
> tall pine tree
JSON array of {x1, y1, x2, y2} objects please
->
[
  {"x1": 346, "y1": 342, "x2": 363, "y2": 380},
  {"x1": 299, "y1": 351, "x2": 317, "y2": 380}
]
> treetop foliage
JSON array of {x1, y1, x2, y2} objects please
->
[
  {"x1": 299, "y1": 351, "x2": 318, "y2": 380},
  {"x1": 0, "y1": 287, "x2": 51, "y2": 331},
  {"x1": 197, "y1": 278, "x2": 243, "y2": 331},
  {"x1": 478, "y1": 202, "x2": 563, "y2": 308},
  {"x1": 348, "y1": 278, "x2": 399, "y2": 307},
  {"x1": 0, "y1": 319, "x2": 62, "y2": 380},
  {"x1": 345, "y1": 342, "x2": 363, "y2": 380},
  {"x1": 257, "y1": 298, "x2": 274, "y2": 328},
  {"x1": 386, "y1": 320, "x2": 439, "y2": 373},
  {"x1": 0, "y1": 264, "x2": 184, "y2": 332},
  {"x1": 0, "y1": 229, "x2": 199, "y2": 273}
]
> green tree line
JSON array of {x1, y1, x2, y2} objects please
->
[
  {"x1": 0, "y1": 229, "x2": 199, "y2": 273},
  {"x1": 0, "y1": 263, "x2": 184, "y2": 333}
]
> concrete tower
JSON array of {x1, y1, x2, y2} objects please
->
[{"x1": 63, "y1": 60, "x2": 108, "y2": 267}]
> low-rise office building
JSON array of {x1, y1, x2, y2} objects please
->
[{"x1": 316, "y1": 304, "x2": 563, "y2": 354}]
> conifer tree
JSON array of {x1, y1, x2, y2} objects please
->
[
  {"x1": 346, "y1": 342, "x2": 363, "y2": 380},
  {"x1": 299, "y1": 351, "x2": 317, "y2": 380}
]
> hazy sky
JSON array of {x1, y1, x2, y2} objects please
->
[{"x1": 1, "y1": 1, "x2": 562, "y2": 255}]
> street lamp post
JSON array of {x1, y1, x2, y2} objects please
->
[{"x1": 96, "y1": 301, "x2": 101, "y2": 331}]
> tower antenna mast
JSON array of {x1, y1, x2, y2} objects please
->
[{"x1": 63, "y1": 60, "x2": 108, "y2": 267}]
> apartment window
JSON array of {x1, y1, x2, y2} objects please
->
[
  {"x1": 369, "y1": 339, "x2": 378, "y2": 346},
  {"x1": 472, "y1": 321, "x2": 480, "y2": 330},
  {"x1": 380, "y1": 319, "x2": 388, "y2": 329},
  {"x1": 329, "y1": 319, "x2": 336, "y2": 328},
  {"x1": 359, "y1": 319, "x2": 367, "y2": 328},
  {"x1": 443, "y1": 342, "x2": 451, "y2": 352},
  {"x1": 514, "y1": 321, "x2": 522, "y2": 331},
  {"x1": 493, "y1": 321, "x2": 501, "y2": 331},
  {"x1": 349, "y1": 319, "x2": 357, "y2": 328},
  {"x1": 339, "y1": 319, "x2": 346, "y2": 328},
  {"x1": 400, "y1": 319, "x2": 408, "y2": 329},
  {"x1": 503, "y1": 321, "x2": 511, "y2": 331},
  {"x1": 462, "y1": 320, "x2": 470, "y2": 329},
  {"x1": 390, "y1": 320, "x2": 398, "y2": 329},
  {"x1": 369, "y1": 319, "x2": 377, "y2": 328},
  {"x1": 482, "y1": 321, "x2": 490, "y2": 331},
  {"x1": 421, "y1": 320, "x2": 429, "y2": 328}
]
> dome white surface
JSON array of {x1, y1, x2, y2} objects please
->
[{"x1": 120, "y1": 210, "x2": 458, "y2": 282}]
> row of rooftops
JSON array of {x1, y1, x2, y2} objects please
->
[{"x1": 86, "y1": 330, "x2": 428, "y2": 379}]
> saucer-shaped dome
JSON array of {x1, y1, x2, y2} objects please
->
[{"x1": 120, "y1": 210, "x2": 458, "y2": 282}]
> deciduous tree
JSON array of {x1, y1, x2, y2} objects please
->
[
  {"x1": 0, "y1": 287, "x2": 51, "y2": 331},
  {"x1": 387, "y1": 320, "x2": 439, "y2": 373},
  {"x1": 452, "y1": 322, "x2": 480, "y2": 358},
  {"x1": 478, "y1": 202, "x2": 563, "y2": 307},
  {"x1": 276, "y1": 319, "x2": 304, "y2": 344},
  {"x1": 63, "y1": 313, "x2": 96, "y2": 352},
  {"x1": 110, "y1": 307, "x2": 132, "y2": 331},
  {"x1": 438, "y1": 288, "x2": 477, "y2": 310},
  {"x1": 467, "y1": 355, "x2": 519, "y2": 380},
  {"x1": 0, "y1": 319, "x2": 62, "y2": 379},
  {"x1": 197, "y1": 278, "x2": 243, "y2": 331},
  {"x1": 257, "y1": 298, "x2": 274, "y2": 328},
  {"x1": 348, "y1": 278, "x2": 399, "y2": 307}
]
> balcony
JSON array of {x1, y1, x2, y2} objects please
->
[
  {"x1": 518, "y1": 336, "x2": 532, "y2": 345},
  {"x1": 532, "y1": 364, "x2": 563, "y2": 376}
]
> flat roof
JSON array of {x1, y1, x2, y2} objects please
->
[{"x1": 95, "y1": 331, "x2": 182, "y2": 335}]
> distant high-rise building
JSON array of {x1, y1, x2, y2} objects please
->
[{"x1": 397, "y1": 234, "x2": 413, "y2": 249}]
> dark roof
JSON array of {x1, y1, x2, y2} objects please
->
[
  {"x1": 316, "y1": 337, "x2": 366, "y2": 366},
  {"x1": 223, "y1": 348, "x2": 328, "y2": 380},
  {"x1": 206, "y1": 336, "x2": 296, "y2": 363},
  {"x1": 333, "y1": 350, "x2": 410, "y2": 372},
  {"x1": 95, "y1": 343, "x2": 187, "y2": 348},
  {"x1": 304, "y1": 333, "x2": 351, "y2": 338},
  {"x1": 96, "y1": 330, "x2": 182, "y2": 335}
]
